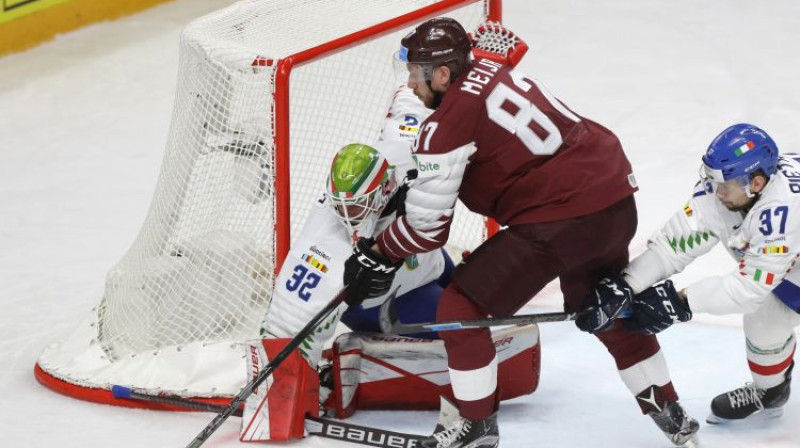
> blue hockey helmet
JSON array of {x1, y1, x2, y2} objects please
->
[{"x1": 701, "y1": 123, "x2": 779, "y2": 185}]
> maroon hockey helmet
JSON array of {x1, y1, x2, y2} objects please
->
[{"x1": 399, "y1": 17, "x2": 472, "y2": 81}]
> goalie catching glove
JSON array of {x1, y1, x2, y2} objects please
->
[
  {"x1": 343, "y1": 237, "x2": 402, "y2": 307},
  {"x1": 624, "y1": 280, "x2": 692, "y2": 335},
  {"x1": 575, "y1": 273, "x2": 634, "y2": 333}
]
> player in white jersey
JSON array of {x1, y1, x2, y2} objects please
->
[
  {"x1": 580, "y1": 123, "x2": 799, "y2": 427},
  {"x1": 261, "y1": 86, "x2": 452, "y2": 365}
]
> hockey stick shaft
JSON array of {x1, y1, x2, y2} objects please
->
[
  {"x1": 116, "y1": 386, "x2": 424, "y2": 448},
  {"x1": 387, "y1": 309, "x2": 634, "y2": 334},
  {"x1": 379, "y1": 289, "x2": 632, "y2": 334},
  {"x1": 112, "y1": 385, "x2": 242, "y2": 416},
  {"x1": 185, "y1": 289, "x2": 349, "y2": 448},
  {"x1": 390, "y1": 311, "x2": 576, "y2": 334}
]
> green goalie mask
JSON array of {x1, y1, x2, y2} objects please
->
[{"x1": 326, "y1": 143, "x2": 396, "y2": 238}]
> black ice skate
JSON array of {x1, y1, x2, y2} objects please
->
[
  {"x1": 637, "y1": 386, "x2": 700, "y2": 447},
  {"x1": 421, "y1": 397, "x2": 499, "y2": 448},
  {"x1": 707, "y1": 361, "x2": 793, "y2": 424},
  {"x1": 647, "y1": 401, "x2": 700, "y2": 447}
]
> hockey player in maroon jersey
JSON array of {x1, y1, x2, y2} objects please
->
[{"x1": 343, "y1": 18, "x2": 699, "y2": 448}]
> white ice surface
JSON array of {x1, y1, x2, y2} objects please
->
[{"x1": 1, "y1": 0, "x2": 799, "y2": 447}]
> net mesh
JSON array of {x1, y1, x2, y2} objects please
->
[{"x1": 90, "y1": 0, "x2": 490, "y2": 362}]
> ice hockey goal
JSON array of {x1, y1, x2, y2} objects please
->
[{"x1": 35, "y1": 0, "x2": 500, "y2": 407}]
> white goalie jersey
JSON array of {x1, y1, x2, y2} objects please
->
[
  {"x1": 262, "y1": 86, "x2": 444, "y2": 364},
  {"x1": 625, "y1": 155, "x2": 800, "y2": 315}
]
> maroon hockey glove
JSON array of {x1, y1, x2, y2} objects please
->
[
  {"x1": 343, "y1": 238, "x2": 401, "y2": 307},
  {"x1": 624, "y1": 280, "x2": 692, "y2": 335},
  {"x1": 575, "y1": 274, "x2": 634, "y2": 333}
]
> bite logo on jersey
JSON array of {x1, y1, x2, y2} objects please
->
[
  {"x1": 412, "y1": 154, "x2": 448, "y2": 178},
  {"x1": 301, "y1": 254, "x2": 329, "y2": 273},
  {"x1": 760, "y1": 245, "x2": 789, "y2": 254},
  {"x1": 683, "y1": 203, "x2": 693, "y2": 217}
]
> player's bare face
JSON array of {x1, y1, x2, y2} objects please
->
[
  {"x1": 406, "y1": 63, "x2": 435, "y2": 108},
  {"x1": 714, "y1": 180, "x2": 753, "y2": 211}
]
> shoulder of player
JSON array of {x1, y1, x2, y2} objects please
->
[
  {"x1": 373, "y1": 139, "x2": 413, "y2": 166},
  {"x1": 293, "y1": 199, "x2": 351, "y2": 252},
  {"x1": 757, "y1": 172, "x2": 800, "y2": 208},
  {"x1": 689, "y1": 180, "x2": 720, "y2": 212},
  {"x1": 445, "y1": 59, "x2": 505, "y2": 101},
  {"x1": 419, "y1": 64, "x2": 498, "y2": 148},
  {"x1": 390, "y1": 87, "x2": 430, "y2": 118},
  {"x1": 381, "y1": 87, "x2": 431, "y2": 143},
  {"x1": 691, "y1": 179, "x2": 712, "y2": 198},
  {"x1": 373, "y1": 139, "x2": 416, "y2": 185},
  {"x1": 281, "y1": 221, "x2": 350, "y2": 282},
  {"x1": 770, "y1": 157, "x2": 800, "y2": 196}
]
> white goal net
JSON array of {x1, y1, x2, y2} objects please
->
[{"x1": 36, "y1": 0, "x2": 497, "y2": 402}]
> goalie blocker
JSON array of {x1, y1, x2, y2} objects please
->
[{"x1": 242, "y1": 324, "x2": 540, "y2": 441}]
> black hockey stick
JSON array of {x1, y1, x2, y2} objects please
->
[
  {"x1": 379, "y1": 292, "x2": 636, "y2": 334},
  {"x1": 185, "y1": 289, "x2": 349, "y2": 448},
  {"x1": 113, "y1": 385, "x2": 425, "y2": 448},
  {"x1": 378, "y1": 295, "x2": 575, "y2": 334}
]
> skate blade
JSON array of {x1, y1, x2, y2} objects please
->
[
  {"x1": 705, "y1": 407, "x2": 783, "y2": 425},
  {"x1": 671, "y1": 432, "x2": 700, "y2": 448},
  {"x1": 683, "y1": 435, "x2": 701, "y2": 448}
]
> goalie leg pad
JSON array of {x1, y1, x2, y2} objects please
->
[
  {"x1": 240, "y1": 339, "x2": 319, "y2": 442},
  {"x1": 323, "y1": 324, "x2": 540, "y2": 419}
]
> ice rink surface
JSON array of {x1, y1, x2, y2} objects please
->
[{"x1": 1, "y1": 0, "x2": 799, "y2": 446}]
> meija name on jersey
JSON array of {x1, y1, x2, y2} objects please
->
[{"x1": 460, "y1": 59, "x2": 503, "y2": 96}]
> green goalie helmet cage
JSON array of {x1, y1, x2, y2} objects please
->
[
  {"x1": 34, "y1": 0, "x2": 500, "y2": 407},
  {"x1": 327, "y1": 143, "x2": 394, "y2": 237}
]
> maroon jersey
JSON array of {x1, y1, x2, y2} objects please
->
[{"x1": 377, "y1": 58, "x2": 637, "y2": 261}]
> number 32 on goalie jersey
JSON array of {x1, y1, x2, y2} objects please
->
[{"x1": 285, "y1": 264, "x2": 321, "y2": 302}]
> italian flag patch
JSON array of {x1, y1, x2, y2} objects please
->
[
  {"x1": 735, "y1": 141, "x2": 755, "y2": 157},
  {"x1": 752, "y1": 268, "x2": 776, "y2": 285}
]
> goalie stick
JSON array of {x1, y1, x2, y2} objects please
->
[
  {"x1": 185, "y1": 289, "x2": 349, "y2": 448},
  {"x1": 113, "y1": 385, "x2": 425, "y2": 448}
]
